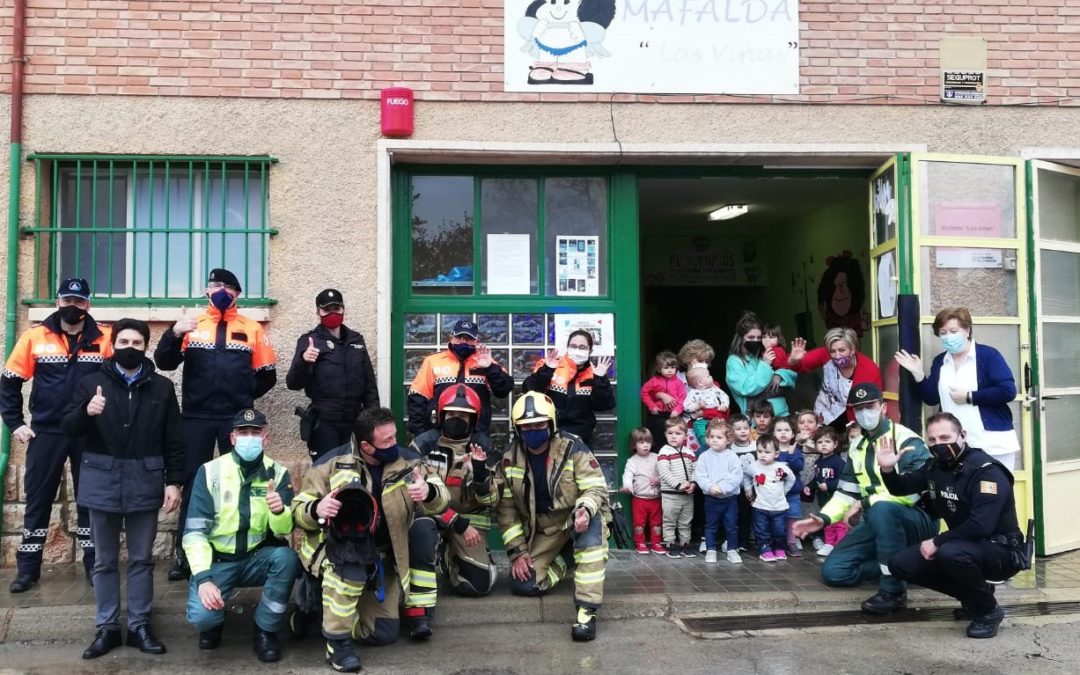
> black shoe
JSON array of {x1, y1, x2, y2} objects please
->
[
  {"x1": 326, "y1": 638, "x2": 362, "y2": 672},
  {"x1": 410, "y1": 615, "x2": 433, "y2": 641},
  {"x1": 254, "y1": 629, "x2": 282, "y2": 663},
  {"x1": 665, "y1": 545, "x2": 683, "y2": 559},
  {"x1": 861, "y1": 590, "x2": 908, "y2": 615},
  {"x1": 571, "y1": 606, "x2": 598, "y2": 642},
  {"x1": 126, "y1": 624, "x2": 166, "y2": 654},
  {"x1": 198, "y1": 625, "x2": 223, "y2": 651},
  {"x1": 288, "y1": 607, "x2": 309, "y2": 640},
  {"x1": 9, "y1": 573, "x2": 37, "y2": 593},
  {"x1": 167, "y1": 556, "x2": 190, "y2": 582},
  {"x1": 82, "y1": 628, "x2": 123, "y2": 660},
  {"x1": 966, "y1": 605, "x2": 1005, "y2": 639},
  {"x1": 681, "y1": 544, "x2": 698, "y2": 559}
]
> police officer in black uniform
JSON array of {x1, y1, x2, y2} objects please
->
[
  {"x1": 880, "y1": 412, "x2": 1023, "y2": 639},
  {"x1": 285, "y1": 289, "x2": 380, "y2": 460}
]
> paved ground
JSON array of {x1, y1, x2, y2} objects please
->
[{"x1": 2, "y1": 549, "x2": 1080, "y2": 673}]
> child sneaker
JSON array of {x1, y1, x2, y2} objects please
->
[
  {"x1": 699, "y1": 541, "x2": 707, "y2": 553},
  {"x1": 773, "y1": 549, "x2": 788, "y2": 561},
  {"x1": 812, "y1": 537, "x2": 825, "y2": 551},
  {"x1": 817, "y1": 544, "x2": 834, "y2": 557},
  {"x1": 705, "y1": 550, "x2": 718, "y2": 563},
  {"x1": 720, "y1": 541, "x2": 728, "y2": 553},
  {"x1": 787, "y1": 545, "x2": 802, "y2": 558},
  {"x1": 635, "y1": 543, "x2": 649, "y2": 555},
  {"x1": 650, "y1": 543, "x2": 668, "y2": 555},
  {"x1": 682, "y1": 544, "x2": 698, "y2": 559},
  {"x1": 666, "y1": 546, "x2": 683, "y2": 559},
  {"x1": 759, "y1": 551, "x2": 776, "y2": 562},
  {"x1": 726, "y1": 550, "x2": 743, "y2": 564}
]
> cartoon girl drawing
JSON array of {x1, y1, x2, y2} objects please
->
[
  {"x1": 817, "y1": 250, "x2": 870, "y2": 337},
  {"x1": 517, "y1": 0, "x2": 616, "y2": 85}
]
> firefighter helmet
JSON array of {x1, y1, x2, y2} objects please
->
[
  {"x1": 436, "y1": 384, "x2": 481, "y2": 418},
  {"x1": 326, "y1": 480, "x2": 381, "y2": 579},
  {"x1": 511, "y1": 391, "x2": 558, "y2": 432}
]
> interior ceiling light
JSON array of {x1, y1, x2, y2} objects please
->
[{"x1": 708, "y1": 204, "x2": 749, "y2": 221}]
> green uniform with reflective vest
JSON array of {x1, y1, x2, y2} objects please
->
[
  {"x1": 183, "y1": 451, "x2": 298, "y2": 634},
  {"x1": 819, "y1": 419, "x2": 938, "y2": 594}
]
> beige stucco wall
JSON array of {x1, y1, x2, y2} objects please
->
[{"x1": 1, "y1": 94, "x2": 1079, "y2": 462}]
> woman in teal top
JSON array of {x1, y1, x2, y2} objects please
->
[{"x1": 725, "y1": 312, "x2": 797, "y2": 417}]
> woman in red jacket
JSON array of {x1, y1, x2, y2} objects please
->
[{"x1": 787, "y1": 327, "x2": 883, "y2": 432}]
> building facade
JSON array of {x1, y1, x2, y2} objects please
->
[{"x1": 1, "y1": 0, "x2": 1080, "y2": 564}]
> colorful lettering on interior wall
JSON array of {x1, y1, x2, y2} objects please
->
[
  {"x1": 504, "y1": 0, "x2": 800, "y2": 94},
  {"x1": 641, "y1": 236, "x2": 767, "y2": 287}
]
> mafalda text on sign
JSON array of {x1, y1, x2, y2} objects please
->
[{"x1": 503, "y1": 0, "x2": 799, "y2": 94}]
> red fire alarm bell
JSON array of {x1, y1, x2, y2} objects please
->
[{"x1": 381, "y1": 87, "x2": 414, "y2": 138}]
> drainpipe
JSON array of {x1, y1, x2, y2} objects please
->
[{"x1": 1, "y1": 0, "x2": 28, "y2": 509}]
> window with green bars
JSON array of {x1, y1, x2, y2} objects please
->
[{"x1": 23, "y1": 155, "x2": 277, "y2": 305}]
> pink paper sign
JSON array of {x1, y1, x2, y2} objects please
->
[{"x1": 933, "y1": 202, "x2": 1002, "y2": 238}]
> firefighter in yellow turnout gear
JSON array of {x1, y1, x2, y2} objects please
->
[
  {"x1": 411, "y1": 384, "x2": 500, "y2": 596},
  {"x1": 292, "y1": 408, "x2": 450, "y2": 673},
  {"x1": 497, "y1": 391, "x2": 610, "y2": 641}
]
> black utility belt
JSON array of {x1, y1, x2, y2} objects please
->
[{"x1": 314, "y1": 408, "x2": 361, "y2": 423}]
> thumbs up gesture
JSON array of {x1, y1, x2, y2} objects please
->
[
  {"x1": 406, "y1": 466, "x2": 430, "y2": 503},
  {"x1": 302, "y1": 336, "x2": 320, "y2": 364},
  {"x1": 87, "y1": 385, "x2": 106, "y2": 416},
  {"x1": 265, "y1": 479, "x2": 284, "y2": 515},
  {"x1": 173, "y1": 307, "x2": 198, "y2": 338}
]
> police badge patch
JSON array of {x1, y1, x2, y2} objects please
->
[{"x1": 979, "y1": 481, "x2": 998, "y2": 495}]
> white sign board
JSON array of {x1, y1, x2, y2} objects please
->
[
  {"x1": 486, "y1": 234, "x2": 532, "y2": 295},
  {"x1": 504, "y1": 0, "x2": 800, "y2": 94},
  {"x1": 554, "y1": 313, "x2": 615, "y2": 357},
  {"x1": 936, "y1": 248, "x2": 1003, "y2": 269}
]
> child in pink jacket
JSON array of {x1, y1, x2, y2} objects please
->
[{"x1": 640, "y1": 350, "x2": 686, "y2": 452}]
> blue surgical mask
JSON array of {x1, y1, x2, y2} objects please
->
[
  {"x1": 940, "y1": 333, "x2": 967, "y2": 354},
  {"x1": 209, "y1": 288, "x2": 234, "y2": 312},
  {"x1": 233, "y1": 435, "x2": 263, "y2": 462},
  {"x1": 371, "y1": 444, "x2": 400, "y2": 463},
  {"x1": 854, "y1": 408, "x2": 882, "y2": 432},
  {"x1": 520, "y1": 428, "x2": 550, "y2": 449}
]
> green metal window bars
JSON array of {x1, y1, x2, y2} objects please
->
[{"x1": 21, "y1": 154, "x2": 278, "y2": 305}]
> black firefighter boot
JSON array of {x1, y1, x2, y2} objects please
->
[
  {"x1": 168, "y1": 545, "x2": 190, "y2": 582},
  {"x1": 326, "y1": 638, "x2": 362, "y2": 673},
  {"x1": 408, "y1": 608, "x2": 433, "y2": 641},
  {"x1": 966, "y1": 604, "x2": 1006, "y2": 639},
  {"x1": 861, "y1": 590, "x2": 908, "y2": 615},
  {"x1": 571, "y1": 605, "x2": 598, "y2": 642}
]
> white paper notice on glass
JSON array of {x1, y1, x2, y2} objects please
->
[
  {"x1": 554, "y1": 314, "x2": 615, "y2": 357},
  {"x1": 486, "y1": 234, "x2": 531, "y2": 295},
  {"x1": 556, "y1": 235, "x2": 599, "y2": 297}
]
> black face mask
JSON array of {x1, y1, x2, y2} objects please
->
[
  {"x1": 114, "y1": 347, "x2": 144, "y2": 371},
  {"x1": 744, "y1": 341, "x2": 764, "y2": 357},
  {"x1": 442, "y1": 416, "x2": 471, "y2": 441},
  {"x1": 930, "y1": 442, "x2": 964, "y2": 469},
  {"x1": 59, "y1": 305, "x2": 86, "y2": 325},
  {"x1": 450, "y1": 343, "x2": 476, "y2": 360}
]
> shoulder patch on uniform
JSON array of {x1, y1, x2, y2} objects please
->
[
  {"x1": 503, "y1": 457, "x2": 512, "y2": 467},
  {"x1": 588, "y1": 458, "x2": 599, "y2": 469},
  {"x1": 979, "y1": 480, "x2": 998, "y2": 495}
]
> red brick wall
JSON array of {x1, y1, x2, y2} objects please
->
[{"x1": 0, "y1": 0, "x2": 1077, "y2": 104}]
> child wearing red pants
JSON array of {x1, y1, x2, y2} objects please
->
[{"x1": 620, "y1": 428, "x2": 666, "y2": 554}]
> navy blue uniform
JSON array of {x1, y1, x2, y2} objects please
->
[{"x1": 884, "y1": 446, "x2": 1021, "y2": 615}]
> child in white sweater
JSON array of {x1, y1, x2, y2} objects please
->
[
  {"x1": 657, "y1": 418, "x2": 697, "y2": 558},
  {"x1": 743, "y1": 434, "x2": 795, "y2": 562},
  {"x1": 621, "y1": 428, "x2": 666, "y2": 555}
]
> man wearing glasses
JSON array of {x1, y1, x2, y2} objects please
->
[{"x1": 155, "y1": 268, "x2": 278, "y2": 582}]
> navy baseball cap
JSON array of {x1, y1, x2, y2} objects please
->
[
  {"x1": 848, "y1": 383, "x2": 884, "y2": 406},
  {"x1": 233, "y1": 408, "x2": 268, "y2": 429},
  {"x1": 451, "y1": 319, "x2": 479, "y2": 339},
  {"x1": 316, "y1": 288, "x2": 344, "y2": 309},
  {"x1": 57, "y1": 278, "x2": 91, "y2": 300},
  {"x1": 208, "y1": 268, "x2": 242, "y2": 293}
]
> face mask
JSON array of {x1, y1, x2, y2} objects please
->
[
  {"x1": 520, "y1": 428, "x2": 550, "y2": 449},
  {"x1": 450, "y1": 343, "x2": 476, "y2": 360},
  {"x1": 930, "y1": 442, "x2": 964, "y2": 469},
  {"x1": 940, "y1": 333, "x2": 967, "y2": 354},
  {"x1": 58, "y1": 305, "x2": 86, "y2": 325},
  {"x1": 567, "y1": 348, "x2": 590, "y2": 366},
  {"x1": 370, "y1": 443, "x2": 400, "y2": 463},
  {"x1": 744, "y1": 341, "x2": 764, "y2": 357},
  {"x1": 854, "y1": 407, "x2": 882, "y2": 431},
  {"x1": 442, "y1": 416, "x2": 471, "y2": 441},
  {"x1": 233, "y1": 435, "x2": 263, "y2": 462},
  {"x1": 321, "y1": 313, "x2": 344, "y2": 330},
  {"x1": 832, "y1": 355, "x2": 853, "y2": 369},
  {"x1": 209, "y1": 288, "x2": 234, "y2": 312},
  {"x1": 114, "y1": 347, "x2": 144, "y2": 371}
]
